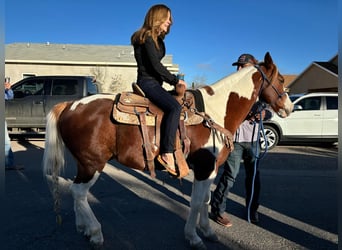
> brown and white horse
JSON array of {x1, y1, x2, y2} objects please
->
[{"x1": 43, "y1": 52, "x2": 293, "y2": 249}]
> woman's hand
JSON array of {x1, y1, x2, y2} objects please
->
[
  {"x1": 175, "y1": 79, "x2": 187, "y2": 95},
  {"x1": 177, "y1": 79, "x2": 187, "y2": 88}
]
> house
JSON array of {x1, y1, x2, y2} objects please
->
[
  {"x1": 286, "y1": 54, "x2": 338, "y2": 94},
  {"x1": 5, "y1": 42, "x2": 179, "y2": 93}
]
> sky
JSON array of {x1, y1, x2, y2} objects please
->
[{"x1": 4, "y1": 0, "x2": 338, "y2": 85}]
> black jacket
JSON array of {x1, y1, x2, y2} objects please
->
[{"x1": 133, "y1": 36, "x2": 178, "y2": 86}]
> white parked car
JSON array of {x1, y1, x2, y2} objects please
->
[{"x1": 260, "y1": 92, "x2": 338, "y2": 150}]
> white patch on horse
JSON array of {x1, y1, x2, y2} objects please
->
[
  {"x1": 70, "y1": 171, "x2": 104, "y2": 244},
  {"x1": 200, "y1": 135, "x2": 222, "y2": 158},
  {"x1": 199, "y1": 66, "x2": 257, "y2": 127},
  {"x1": 70, "y1": 94, "x2": 116, "y2": 111}
]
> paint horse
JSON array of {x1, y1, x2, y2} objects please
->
[{"x1": 43, "y1": 52, "x2": 293, "y2": 249}]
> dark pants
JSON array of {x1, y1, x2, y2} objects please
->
[
  {"x1": 137, "y1": 79, "x2": 181, "y2": 153},
  {"x1": 211, "y1": 141, "x2": 261, "y2": 215}
]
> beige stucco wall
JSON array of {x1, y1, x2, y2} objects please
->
[
  {"x1": 5, "y1": 63, "x2": 139, "y2": 93},
  {"x1": 6, "y1": 62, "x2": 178, "y2": 93}
]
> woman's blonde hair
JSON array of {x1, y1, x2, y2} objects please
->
[{"x1": 131, "y1": 4, "x2": 173, "y2": 50}]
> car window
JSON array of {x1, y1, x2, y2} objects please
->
[
  {"x1": 52, "y1": 79, "x2": 78, "y2": 95},
  {"x1": 12, "y1": 79, "x2": 45, "y2": 98},
  {"x1": 87, "y1": 78, "x2": 99, "y2": 95},
  {"x1": 296, "y1": 96, "x2": 321, "y2": 111},
  {"x1": 326, "y1": 96, "x2": 338, "y2": 110}
]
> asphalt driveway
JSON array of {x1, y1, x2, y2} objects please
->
[{"x1": 3, "y1": 139, "x2": 338, "y2": 249}]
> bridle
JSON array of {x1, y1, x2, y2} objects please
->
[{"x1": 255, "y1": 64, "x2": 287, "y2": 102}]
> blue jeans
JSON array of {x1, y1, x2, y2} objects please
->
[
  {"x1": 137, "y1": 79, "x2": 181, "y2": 153},
  {"x1": 211, "y1": 141, "x2": 260, "y2": 215},
  {"x1": 5, "y1": 121, "x2": 14, "y2": 167}
]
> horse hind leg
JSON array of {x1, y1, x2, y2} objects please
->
[{"x1": 70, "y1": 171, "x2": 104, "y2": 245}]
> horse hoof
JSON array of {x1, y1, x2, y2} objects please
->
[
  {"x1": 204, "y1": 233, "x2": 219, "y2": 242},
  {"x1": 190, "y1": 240, "x2": 207, "y2": 250},
  {"x1": 90, "y1": 241, "x2": 103, "y2": 250},
  {"x1": 89, "y1": 233, "x2": 104, "y2": 246}
]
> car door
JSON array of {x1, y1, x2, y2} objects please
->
[
  {"x1": 5, "y1": 78, "x2": 49, "y2": 127},
  {"x1": 44, "y1": 78, "x2": 80, "y2": 122},
  {"x1": 322, "y1": 95, "x2": 338, "y2": 136},
  {"x1": 282, "y1": 96, "x2": 323, "y2": 137}
]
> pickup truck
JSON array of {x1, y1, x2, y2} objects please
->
[{"x1": 5, "y1": 75, "x2": 102, "y2": 136}]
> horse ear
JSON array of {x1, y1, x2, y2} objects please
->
[{"x1": 264, "y1": 52, "x2": 274, "y2": 69}]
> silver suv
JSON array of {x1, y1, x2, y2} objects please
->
[{"x1": 260, "y1": 92, "x2": 338, "y2": 150}]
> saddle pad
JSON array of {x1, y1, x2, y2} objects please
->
[
  {"x1": 112, "y1": 104, "x2": 157, "y2": 126},
  {"x1": 184, "y1": 112, "x2": 203, "y2": 125}
]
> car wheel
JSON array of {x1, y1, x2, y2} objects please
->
[{"x1": 259, "y1": 125, "x2": 279, "y2": 150}]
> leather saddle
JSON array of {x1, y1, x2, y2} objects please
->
[
  {"x1": 111, "y1": 83, "x2": 204, "y2": 178},
  {"x1": 112, "y1": 86, "x2": 203, "y2": 127}
]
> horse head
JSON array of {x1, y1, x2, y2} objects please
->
[{"x1": 256, "y1": 52, "x2": 294, "y2": 118}]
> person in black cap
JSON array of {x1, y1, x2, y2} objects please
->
[
  {"x1": 232, "y1": 53, "x2": 258, "y2": 70},
  {"x1": 210, "y1": 53, "x2": 272, "y2": 227}
]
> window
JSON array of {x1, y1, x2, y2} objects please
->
[
  {"x1": 296, "y1": 97, "x2": 321, "y2": 111},
  {"x1": 52, "y1": 79, "x2": 78, "y2": 95},
  {"x1": 326, "y1": 96, "x2": 338, "y2": 110},
  {"x1": 87, "y1": 78, "x2": 99, "y2": 95},
  {"x1": 12, "y1": 79, "x2": 45, "y2": 98},
  {"x1": 22, "y1": 73, "x2": 36, "y2": 79}
]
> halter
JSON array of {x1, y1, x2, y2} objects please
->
[{"x1": 255, "y1": 65, "x2": 287, "y2": 102}]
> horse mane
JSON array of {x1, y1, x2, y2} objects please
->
[
  {"x1": 198, "y1": 66, "x2": 258, "y2": 126},
  {"x1": 209, "y1": 66, "x2": 257, "y2": 98}
]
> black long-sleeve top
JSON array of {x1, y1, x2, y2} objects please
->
[{"x1": 133, "y1": 35, "x2": 178, "y2": 86}]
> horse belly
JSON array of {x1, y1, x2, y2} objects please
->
[{"x1": 116, "y1": 124, "x2": 148, "y2": 171}]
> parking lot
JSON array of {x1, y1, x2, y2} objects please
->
[{"x1": 4, "y1": 139, "x2": 338, "y2": 249}]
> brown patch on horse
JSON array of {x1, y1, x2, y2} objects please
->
[
  {"x1": 202, "y1": 86, "x2": 215, "y2": 96},
  {"x1": 58, "y1": 99, "x2": 118, "y2": 183},
  {"x1": 116, "y1": 124, "x2": 148, "y2": 171},
  {"x1": 215, "y1": 147, "x2": 232, "y2": 170},
  {"x1": 186, "y1": 123, "x2": 211, "y2": 153},
  {"x1": 224, "y1": 92, "x2": 254, "y2": 135},
  {"x1": 53, "y1": 101, "x2": 70, "y2": 119}
]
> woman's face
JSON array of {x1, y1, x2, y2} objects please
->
[{"x1": 159, "y1": 11, "x2": 171, "y2": 33}]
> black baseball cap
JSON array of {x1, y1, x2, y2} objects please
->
[{"x1": 232, "y1": 54, "x2": 257, "y2": 66}]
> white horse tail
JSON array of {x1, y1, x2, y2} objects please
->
[{"x1": 43, "y1": 102, "x2": 68, "y2": 219}]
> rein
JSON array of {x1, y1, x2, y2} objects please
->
[{"x1": 246, "y1": 104, "x2": 269, "y2": 223}]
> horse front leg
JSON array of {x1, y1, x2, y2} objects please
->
[
  {"x1": 185, "y1": 175, "x2": 216, "y2": 250},
  {"x1": 198, "y1": 177, "x2": 219, "y2": 243},
  {"x1": 70, "y1": 171, "x2": 104, "y2": 246}
]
